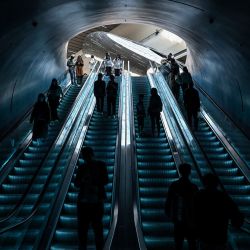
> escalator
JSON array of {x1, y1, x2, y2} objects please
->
[
  {"x1": 194, "y1": 118, "x2": 250, "y2": 220},
  {"x1": 153, "y1": 67, "x2": 250, "y2": 249},
  {"x1": 0, "y1": 83, "x2": 83, "y2": 222},
  {"x1": 50, "y1": 77, "x2": 120, "y2": 249},
  {"x1": 132, "y1": 76, "x2": 178, "y2": 249}
]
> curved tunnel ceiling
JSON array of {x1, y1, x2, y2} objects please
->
[{"x1": 0, "y1": 0, "x2": 250, "y2": 137}]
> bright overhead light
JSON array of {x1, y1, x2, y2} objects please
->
[
  {"x1": 161, "y1": 30, "x2": 183, "y2": 43},
  {"x1": 107, "y1": 33, "x2": 163, "y2": 64}
]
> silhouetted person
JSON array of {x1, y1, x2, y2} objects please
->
[
  {"x1": 30, "y1": 93, "x2": 50, "y2": 141},
  {"x1": 106, "y1": 75, "x2": 118, "y2": 117},
  {"x1": 67, "y1": 55, "x2": 76, "y2": 85},
  {"x1": 165, "y1": 163, "x2": 198, "y2": 250},
  {"x1": 47, "y1": 78, "x2": 63, "y2": 121},
  {"x1": 104, "y1": 52, "x2": 113, "y2": 76},
  {"x1": 170, "y1": 58, "x2": 180, "y2": 77},
  {"x1": 76, "y1": 55, "x2": 84, "y2": 85},
  {"x1": 170, "y1": 58, "x2": 180, "y2": 100},
  {"x1": 75, "y1": 147, "x2": 108, "y2": 250},
  {"x1": 94, "y1": 73, "x2": 106, "y2": 113},
  {"x1": 167, "y1": 53, "x2": 173, "y2": 63},
  {"x1": 136, "y1": 94, "x2": 146, "y2": 136},
  {"x1": 184, "y1": 81, "x2": 200, "y2": 130},
  {"x1": 194, "y1": 174, "x2": 244, "y2": 250},
  {"x1": 180, "y1": 66, "x2": 192, "y2": 93},
  {"x1": 148, "y1": 88, "x2": 162, "y2": 137}
]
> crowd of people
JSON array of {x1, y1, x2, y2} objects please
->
[
  {"x1": 28, "y1": 51, "x2": 244, "y2": 250},
  {"x1": 160, "y1": 53, "x2": 200, "y2": 131}
]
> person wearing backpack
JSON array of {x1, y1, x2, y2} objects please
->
[
  {"x1": 148, "y1": 88, "x2": 162, "y2": 137},
  {"x1": 74, "y1": 147, "x2": 108, "y2": 250},
  {"x1": 106, "y1": 74, "x2": 118, "y2": 117},
  {"x1": 47, "y1": 78, "x2": 63, "y2": 121},
  {"x1": 94, "y1": 73, "x2": 106, "y2": 113},
  {"x1": 136, "y1": 94, "x2": 146, "y2": 136}
]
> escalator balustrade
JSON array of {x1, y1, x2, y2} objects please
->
[
  {"x1": 51, "y1": 77, "x2": 120, "y2": 249},
  {"x1": 132, "y1": 76, "x2": 179, "y2": 249}
]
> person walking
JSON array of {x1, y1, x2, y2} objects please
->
[
  {"x1": 165, "y1": 163, "x2": 198, "y2": 250},
  {"x1": 94, "y1": 73, "x2": 106, "y2": 113},
  {"x1": 184, "y1": 81, "x2": 200, "y2": 131},
  {"x1": 67, "y1": 55, "x2": 76, "y2": 85},
  {"x1": 136, "y1": 94, "x2": 146, "y2": 136},
  {"x1": 30, "y1": 93, "x2": 50, "y2": 142},
  {"x1": 74, "y1": 147, "x2": 108, "y2": 250},
  {"x1": 106, "y1": 75, "x2": 118, "y2": 117},
  {"x1": 47, "y1": 78, "x2": 63, "y2": 121},
  {"x1": 194, "y1": 173, "x2": 244, "y2": 250},
  {"x1": 75, "y1": 55, "x2": 84, "y2": 85},
  {"x1": 147, "y1": 88, "x2": 162, "y2": 137}
]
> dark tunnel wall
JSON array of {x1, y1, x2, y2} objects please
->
[{"x1": 0, "y1": 0, "x2": 250, "y2": 136}]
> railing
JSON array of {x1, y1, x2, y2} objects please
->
[
  {"x1": 0, "y1": 69, "x2": 71, "y2": 175},
  {"x1": 0, "y1": 62, "x2": 100, "y2": 237}
]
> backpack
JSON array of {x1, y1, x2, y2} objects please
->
[
  {"x1": 149, "y1": 96, "x2": 162, "y2": 113},
  {"x1": 107, "y1": 82, "x2": 117, "y2": 97},
  {"x1": 79, "y1": 167, "x2": 100, "y2": 203}
]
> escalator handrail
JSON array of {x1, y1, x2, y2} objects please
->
[
  {"x1": 36, "y1": 87, "x2": 97, "y2": 250},
  {"x1": 0, "y1": 63, "x2": 100, "y2": 235},
  {"x1": 149, "y1": 62, "x2": 205, "y2": 183},
  {"x1": 152, "y1": 66, "x2": 250, "y2": 228},
  {"x1": 156, "y1": 61, "x2": 250, "y2": 224},
  {"x1": 176, "y1": 60, "x2": 250, "y2": 142},
  {"x1": 0, "y1": 73, "x2": 74, "y2": 223},
  {"x1": 127, "y1": 71, "x2": 151, "y2": 250},
  {"x1": 0, "y1": 70, "x2": 71, "y2": 177},
  {"x1": 0, "y1": 69, "x2": 69, "y2": 143}
]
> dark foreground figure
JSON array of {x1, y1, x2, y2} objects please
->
[
  {"x1": 165, "y1": 163, "x2": 198, "y2": 250},
  {"x1": 74, "y1": 147, "x2": 108, "y2": 250},
  {"x1": 184, "y1": 82, "x2": 200, "y2": 131},
  {"x1": 194, "y1": 173, "x2": 244, "y2": 250},
  {"x1": 47, "y1": 78, "x2": 63, "y2": 121},
  {"x1": 148, "y1": 88, "x2": 162, "y2": 137},
  {"x1": 94, "y1": 73, "x2": 106, "y2": 113},
  {"x1": 106, "y1": 75, "x2": 118, "y2": 117},
  {"x1": 30, "y1": 93, "x2": 50, "y2": 141}
]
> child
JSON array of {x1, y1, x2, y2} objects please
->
[{"x1": 136, "y1": 94, "x2": 146, "y2": 136}]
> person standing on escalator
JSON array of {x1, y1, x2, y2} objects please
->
[
  {"x1": 47, "y1": 78, "x2": 63, "y2": 122},
  {"x1": 184, "y1": 81, "x2": 200, "y2": 131},
  {"x1": 75, "y1": 147, "x2": 108, "y2": 250},
  {"x1": 67, "y1": 55, "x2": 76, "y2": 85},
  {"x1": 94, "y1": 73, "x2": 106, "y2": 113},
  {"x1": 148, "y1": 88, "x2": 162, "y2": 137},
  {"x1": 165, "y1": 163, "x2": 198, "y2": 250},
  {"x1": 75, "y1": 55, "x2": 84, "y2": 85},
  {"x1": 104, "y1": 52, "x2": 113, "y2": 76},
  {"x1": 106, "y1": 75, "x2": 118, "y2": 118},
  {"x1": 194, "y1": 173, "x2": 244, "y2": 250},
  {"x1": 30, "y1": 93, "x2": 50, "y2": 142}
]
